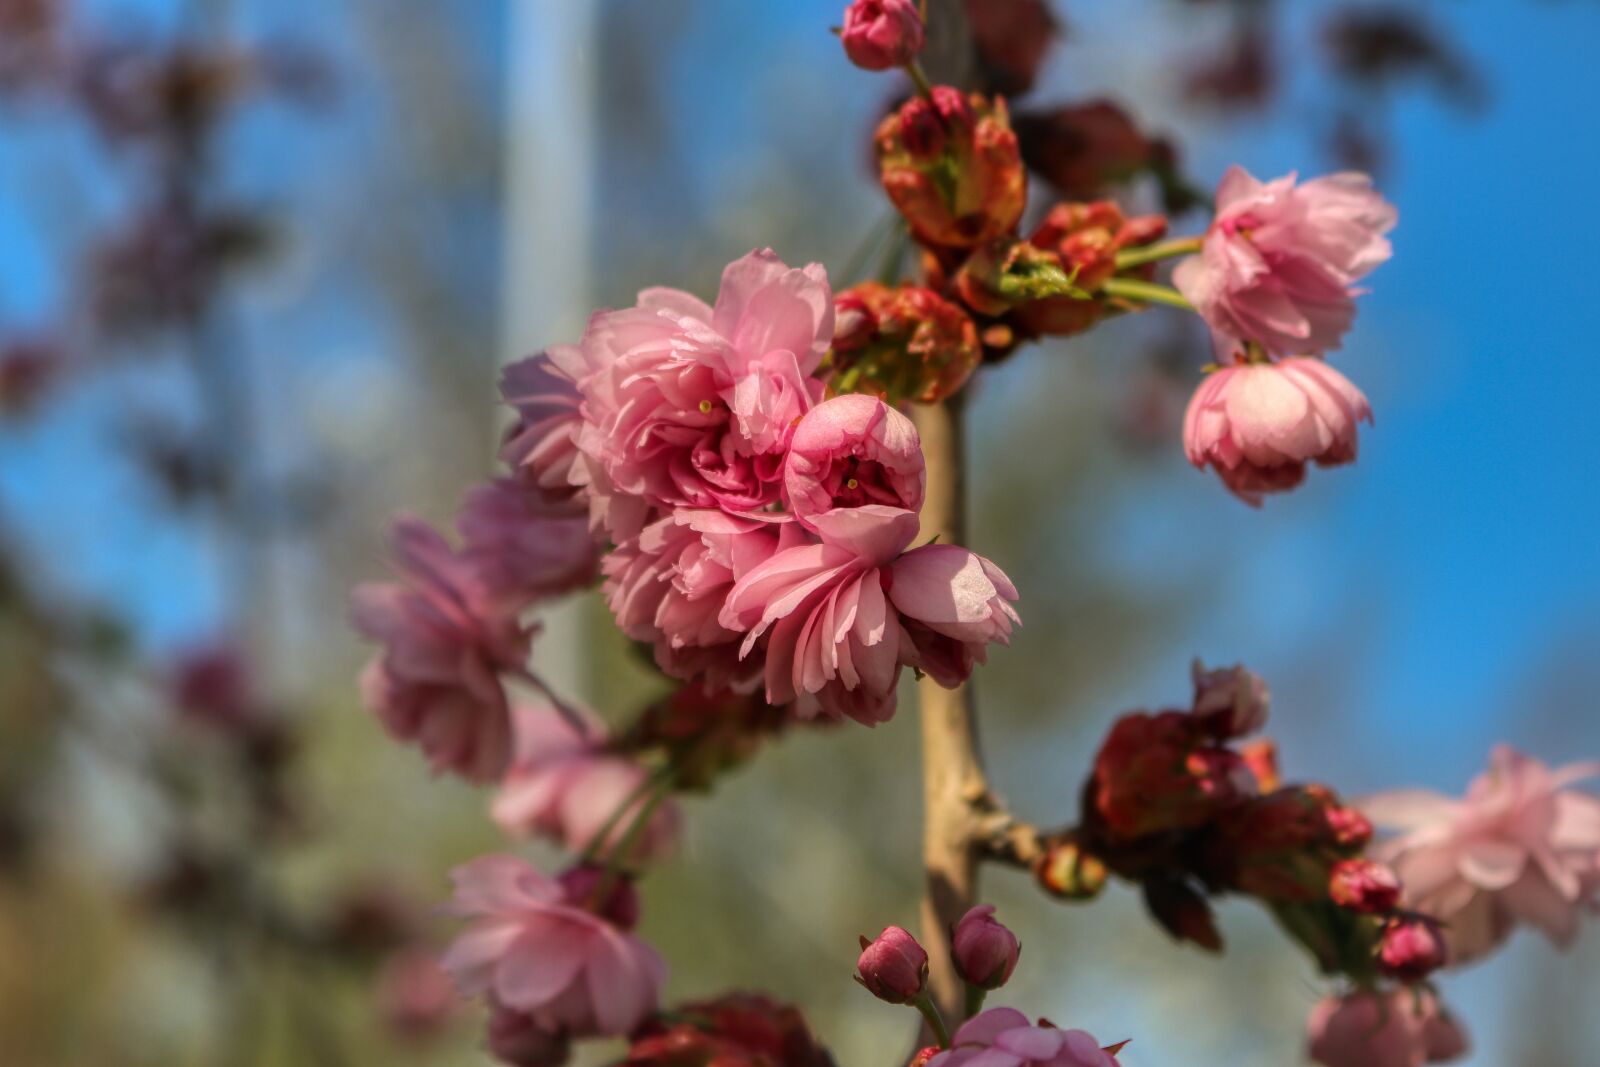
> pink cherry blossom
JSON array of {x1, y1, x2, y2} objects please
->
[
  {"x1": 565, "y1": 250, "x2": 832, "y2": 538},
  {"x1": 441, "y1": 855, "x2": 665, "y2": 1038},
  {"x1": 603, "y1": 508, "x2": 806, "y2": 694},
  {"x1": 927, "y1": 1007, "x2": 1123, "y2": 1067},
  {"x1": 351, "y1": 518, "x2": 531, "y2": 783},
  {"x1": 458, "y1": 479, "x2": 600, "y2": 609},
  {"x1": 840, "y1": 0, "x2": 925, "y2": 72},
  {"x1": 720, "y1": 507, "x2": 1018, "y2": 724},
  {"x1": 500, "y1": 351, "x2": 587, "y2": 515},
  {"x1": 1182, "y1": 357, "x2": 1373, "y2": 506},
  {"x1": 1307, "y1": 989, "x2": 1468, "y2": 1067},
  {"x1": 491, "y1": 705, "x2": 681, "y2": 864},
  {"x1": 783, "y1": 394, "x2": 925, "y2": 531},
  {"x1": 1362, "y1": 744, "x2": 1600, "y2": 965},
  {"x1": 1174, "y1": 166, "x2": 1397, "y2": 356}
]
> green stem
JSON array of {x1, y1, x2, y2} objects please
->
[
  {"x1": 588, "y1": 775, "x2": 675, "y2": 909},
  {"x1": 906, "y1": 60, "x2": 936, "y2": 101},
  {"x1": 1113, "y1": 236, "x2": 1204, "y2": 270},
  {"x1": 913, "y1": 991, "x2": 953, "y2": 1048},
  {"x1": 579, "y1": 764, "x2": 672, "y2": 863},
  {"x1": 963, "y1": 984, "x2": 988, "y2": 1020},
  {"x1": 1100, "y1": 277, "x2": 1196, "y2": 312}
]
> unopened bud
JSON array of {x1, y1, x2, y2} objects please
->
[
  {"x1": 1191, "y1": 660, "x2": 1270, "y2": 738},
  {"x1": 1325, "y1": 804, "x2": 1373, "y2": 850},
  {"x1": 832, "y1": 293, "x2": 878, "y2": 352},
  {"x1": 1328, "y1": 859, "x2": 1401, "y2": 914},
  {"x1": 1377, "y1": 916, "x2": 1448, "y2": 982},
  {"x1": 840, "y1": 0, "x2": 925, "y2": 72},
  {"x1": 930, "y1": 86, "x2": 974, "y2": 133},
  {"x1": 1034, "y1": 840, "x2": 1107, "y2": 901},
  {"x1": 855, "y1": 925, "x2": 929, "y2": 1004},
  {"x1": 951, "y1": 904, "x2": 1020, "y2": 990},
  {"x1": 898, "y1": 97, "x2": 946, "y2": 159}
]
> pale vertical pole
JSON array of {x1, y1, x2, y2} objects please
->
[{"x1": 502, "y1": 0, "x2": 600, "y2": 700}]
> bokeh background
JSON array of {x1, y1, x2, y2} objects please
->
[{"x1": 0, "y1": 1, "x2": 1596, "y2": 1065}]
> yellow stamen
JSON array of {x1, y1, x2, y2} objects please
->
[
  {"x1": 846, "y1": 478, "x2": 860, "y2": 490},
  {"x1": 698, "y1": 399, "x2": 713, "y2": 414}
]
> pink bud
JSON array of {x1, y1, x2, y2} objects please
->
[
  {"x1": 487, "y1": 1001, "x2": 571, "y2": 1067},
  {"x1": 855, "y1": 925, "x2": 929, "y2": 1003},
  {"x1": 931, "y1": 85, "x2": 975, "y2": 133},
  {"x1": 1378, "y1": 917, "x2": 1448, "y2": 982},
  {"x1": 1328, "y1": 859, "x2": 1401, "y2": 914},
  {"x1": 898, "y1": 97, "x2": 946, "y2": 159},
  {"x1": 1190, "y1": 660, "x2": 1270, "y2": 738},
  {"x1": 1325, "y1": 805, "x2": 1373, "y2": 849},
  {"x1": 556, "y1": 865, "x2": 641, "y2": 930},
  {"x1": 840, "y1": 0, "x2": 925, "y2": 72},
  {"x1": 951, "y1": 904, "x2": 1021, "y2": 990},
  {"x1": 833, "y1": 293, "x2": 879, "y2": 351}
]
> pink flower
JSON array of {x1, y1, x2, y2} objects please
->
[
  {"x1": 719, "y1": 507, "x2": 1018, "y2": 724},
  {"x1": 500, "y1": 351, "x2": 588, "y2": 515},
  {"x1": 1174, "y1": 166, "x2": 1397, "y2": 356},
  {"x1": 783, "y1": 394, "x2": 925, "y2": 531},
  {"x1": 458, "y1": 479, "x2": 600, "y2": 609},
  {"x1": 952, "y1": 904, "x2": 1021, "y2": 990},
  {"x1": 1363, "y1": 745, "x2": 1600, "y2": 965},
  {"x1": 351, "y1": 518, "x2": 531, "y2": 783},
  {"x1": 491, "y1": 705, "x2": 681, "y2": 865},
  {"x1": 855, "y1": 925, "x2": 928, "y2": 1003},
  {"x1": 840, "y1": 0, "x2": 925, "y2": 71},
  {"x1": 603, "y1": 509, "x2": 805, "y2": 694},
  {"x1": 927, "y1": 1008, "x2": 1123, "y2": 1067},
  {"x1": 1307, "y1": 989, "x2": 1468, "y2": 1067},
  {"x1": 566, "y1": 250, "x2": 832, "y2": 538},
  {"x1": 441, "y1": 855, "x2": 666, "y2": 1038},
  {"x1": 1182, "y1": 357, "x2": 1373, "y2": 506}
]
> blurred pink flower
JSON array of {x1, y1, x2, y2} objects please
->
[
  {"x1": 1308, "y1": 989, "x2": 1468, "y2": 1067},
  {"x1": 783, "y1": 394, "x2": 925, "y2": 531},
  {"x1": 375, "y1": 948, "x2": 459, "y2": 1042},
  {"x1": 441, "y1": 855, "x2": 665, "y2": 1038},
  {"x1": 1182, "y1": 357, "x2": 1372, "y2": 506},
  {"x1": 491, "y1": 705, "x2": 681, "y2": 865},
  {"x1": 500, "y1": 352, "x2": 587, "y2": 515},
  {"x1": 720, "y1": 507, "x2": 1017, "y2": 724},
  {"x1": 167, "y1": 640, "x2": 256, "y2": 730},
  {"x1": 1174, "y1": 166, "x2": 1396, "y2": 356},
  {"x1": 840, "y1": 0, "x2": 925, "y2": 71},
  {"x1": 566, "y1": 250, "x2": 832, "y2": 538},
  {"x1": 486, "y1": 1000, "x2": 571, "y2": 1067},
  {"x1": 927, "y1": 1007, "x2": 1123, "y2": 1067},
  {"x1": 351, "y1": 518, "x2": 530, "y2": 783},
  {"x1": 1363, "y1": 744, "x2": 1600, "y2": 964},
  {"x1": 457, "y1": 479, "x2": 600, "y2": 609}
]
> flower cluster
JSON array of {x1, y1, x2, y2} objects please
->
[{"x1": 1176, "y1": 167, "x2": 1394, "y2": 504}]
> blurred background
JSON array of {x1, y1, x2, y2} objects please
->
[{"x1": 0, "y1": 0, "x2": 1596, "y2": 1065}]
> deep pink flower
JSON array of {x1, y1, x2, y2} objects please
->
[
  {"x1": 952, "y1": 904, "x2": 1021, "y2": 990},
  {"x1": 604, "y1": 509, "x2": 805, "y2": 694},
  {"x1": 855, "y1": 925, "x2": 928, "y2": 1003},
  {"x1": 458, "y1": 479, "x2": 600, "y2": 609},
  {"x1": 783, "y1": 394, "x2": 925, "y2": 531},
  {"x1": 1182, "y1": 357, "x2": 1373, "y2": 506},
  {"x1": 565, "y1": 250, "x2": 832, "y2": 538},
  {"x1": 1307, "y1": 989, "x2": 1468, "y2": 1067},
  {"x1": 441, "y1": 855, "x2": 666, "y2": 1038},
  {"x1": 500, "y1": 352, "x2": 587, "y2": 515},
  {"x1": 1363, "y1": 745, "x2": 1600, "y2": 965},
  {"x1": 927, "y1": 1008, "x2": 1123, "y2": 1067},
  {"x1": 1174, "y1": 166, "x2": 1397, "y2": 356},
  {"x1": 719, "y1": 507, "x2": 1018, "y2": 725},
  {"x1": 491, "y1": 705, "x2": 681, "y2": 865},
  {"x1": 351, "y1": 518, "x2": 531, "y2": 783},
  {"x1": 840, "y1": 0, "x2": 925, "y2": 71}
]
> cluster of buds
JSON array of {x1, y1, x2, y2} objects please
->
[
  {"x1": 1041, "y1": 662, "x2": 1446, "y2": 991},
  {"x1": 875, "y1": 88, "x2": 1027, "y2": 252},
  {"x1": 624, "y1": 993, "x2": 838, "y2": 1067},
  {"x1": 826, "y1": 282, "x2": 981, "y2": 404},
  {"x1": 951, "y1": 202, "x2": 1169, "y2": 346}
]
